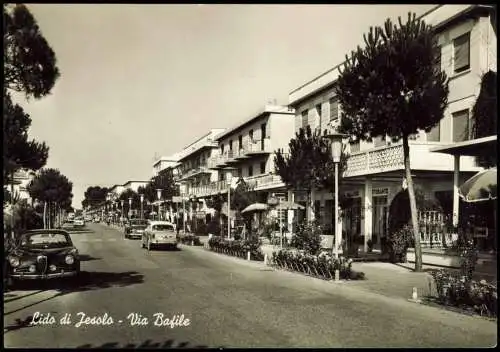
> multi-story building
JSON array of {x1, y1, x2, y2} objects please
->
[
  {"x1": 6, "y1": 169, "x2": 34, "y2": 203},
  {"x1": 122, "y1": 180, "x2": 149, "y2": 193},
  {"x1": 288, "y1": 4, "x2": 496, "y2": 252},
  {"x1": 189, "y1": 105, "x2": 295, "y2": 204},
  {"x1": 152, "y1": 153, "x2": 182, "y2": 178}
]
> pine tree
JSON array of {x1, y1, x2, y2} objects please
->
[{"x1": 335, "y1": 13, "x2": 449, "y2": 271}]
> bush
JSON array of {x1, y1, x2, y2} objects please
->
[
  {"x1": 387, "y1": 225, "x2": 413, "y2": 263},
  {"x1": 206, "y1": 218, "x2": 221, "y2": 236},
  {"x1": 290, "y1": 221, "x2": 322, "y2": 255},
  {"x1": 431, "y1": 269, "x2": 497, "y2": 317},
  {"x1": 208, "y1": 236, "x2": 264, "y2": 261},
  {"x1": 179, "y1": 234, "x2": 202, "y2": 246},
  {"x1": 271, "y1": 249, "x2": 365, "y2": 281}
]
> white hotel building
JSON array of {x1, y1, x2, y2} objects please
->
[{"x1": 287, "y1": 4, "x2": 496, "y2": 253}]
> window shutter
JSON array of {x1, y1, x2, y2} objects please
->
[
  {"x1": 452, "y1": 110, "x2": 470, "y2": 142},
  {"x1": 329, "y1": 97, "x2": 339, "y2": 121},
  {"x1": 454, "y1": 33, "x2": 470, "y2": 73}
]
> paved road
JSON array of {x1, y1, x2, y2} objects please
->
[{"x1": 4, "y1": 224, "x2": 497, "y2": 348}]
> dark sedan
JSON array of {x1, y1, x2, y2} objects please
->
[
  {"x1": 6, "y1": 229, "x2": 80, "y2": 283},
  {"x1": 124, "y1": 219, "x2": 148, "y2": 239}
]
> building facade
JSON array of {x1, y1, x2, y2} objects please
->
[{"x1": 288, "y1": 4, "x2": 496, "y2": 252}]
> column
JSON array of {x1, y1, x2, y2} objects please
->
[
  {"x1": 363, "y1": 177, "x2": 373, "y2": 252},
  {"x1": 307, "y1": 188, "x2": 316, "y2": 222},
  {"x1": 453, "y1": 155, "x2": 460, "y2": 228},
  {"x1": 287, "y1": 190, "x2": 294, "y2": 232}
]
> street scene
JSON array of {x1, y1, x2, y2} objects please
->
[{"x1": 3, "y1": 3, "x2": 497, "y2": 349}]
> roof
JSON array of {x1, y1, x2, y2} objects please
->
[
  {"x1": 430, "y1": 136, "x2": 497, "y2": 156},
  {"x1": 288, "y1": 4, "x2": 495, "y2": 106},
  {"x1": 177, "y1": 129, "x2": 225, "y2": 162},
  {"x1": 215, "y1": 105, "x2": 294, "y2": 141}
]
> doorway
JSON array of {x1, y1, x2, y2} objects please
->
[{"x1": 372, "y1": 196, "x2": 388, "y2": 251}]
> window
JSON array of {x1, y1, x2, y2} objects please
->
[
  {"x1": 260, "y1": 161, "x2": 266, "y2": 174},
  {"x1": 452, "y1": 109, "x2": 470, "y2": 142},
  {"x1": 248, "y1": 165, "x2": 253, "y2": 177},
  {"x1": 316, "y1": 104, "x2": 322, "y2": 126},
  {"x1": 453, "y1": 32, "x2": 470, "y2": 73},
  {"x1": 435, "y1": 46, "x2": 442, "y2": 72},
  {"x1": 237, "y1": 168, "x2": 242, "y2": 177},
  {"x1": 427, "y1": 121, "x2": 441, "y2": 142},
  {"x1": 329, "y1": 97, "x2": 339, "y2": 120},
  {"x1": 238, "y1": 135, "x2": 242, "y2": 149},
  {"x1": 249, "y1": 129, "x2": 254, "y2": 142},
  {"x1": 301, "y1": 110, "x2": 309, "y2": 129},
  {"x1": 221, "y1": 144, "x2": 224, "y2": 154},
  {"x1": 229, "y1": 140, "x2": 233, "y2": 151}
]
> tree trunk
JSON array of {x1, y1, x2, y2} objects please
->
[
  {"x1": 43, "y1": 201, "x2": 47, "y2": 229},
  {"x1": 402, "y1": 136, "x2": 423, "y2": 272},
  {"x1": 10, "y1": 170, "x2": 15, "y2": 239}
]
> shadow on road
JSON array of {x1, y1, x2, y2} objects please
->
[
  {"x1": 4, "y1": 271, "x2": 144, "y2": 317},
  {"x1": 67, "y1": 229, "x2": 95, "y2": 234},
  {"x1": 78, "y1": 254, "x2": 101, "y2": 262},
  {"x1": 3, "y1": 315, "x2": 37, "y2": 333},
  {"x1": 75, "y1": 339, "x2": 211, "y2": 349}
]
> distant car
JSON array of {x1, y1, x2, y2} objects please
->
[
  {"x1": 141, "y1": 221, "x2": 178, "y2": 250},
  {"x1": 125, "y1": 219, "x2": 148, "y2": 240},
  {"x1": 6, "y1": 229, "x2": 80, "y2": 284},
  {"x1": 73, "y1": 218, "x2": 85, "y2": 228}
]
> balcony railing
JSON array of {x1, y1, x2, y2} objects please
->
[
  {"x1": 343, "y1": 141, "x2": 481, "y2": 178},
  {"x1": 245, "y1": 138, "x2": 272, "y2": 155},
  {"x1": 179, "y1": 166, "x2": 211, "y2": 180}
]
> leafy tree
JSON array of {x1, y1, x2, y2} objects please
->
[
  {"x1": 274, "y1": 125, "x2": 348, "y2": 219},
  {"x1": 118, "y1": 189, "x2": 141, "y2": 216},
  {"x1": 4, "y1": 3, "x2": 60, "y2": 213},
  {"x1": 139, "y1": 169, "x2": 179, "y2": 203},
  {"x1": 3, "y1": 92, "x2": 49, "y2": 191},
  {"x1": 471, "y1": 70, "x2": 497, "y2": 167},
  {"x1": 335, "y1": 13, "x2": 449, "y2": 271},
  {"x1": 206, "y1": 194, "x2": 224, "y2": 213},
  {"x1": 82, "y1": 186, "x2": 109, "y2": 209},
  {"x1": 27, "y1": 168, "x2": 73, "y2": 229},
  {"x1": 230, "y1": 177, "x2": 258, "y2": 236},
  {"x1": 4, "y1": 4, "x2": 60, "y2": 99}
]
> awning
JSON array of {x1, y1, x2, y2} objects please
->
[
  {"x1": 430, "y1": 135, "x2": 497, "y2": 157},
  {"x1": 241, "y1": 203, "x2": 269, "y2": 214},
  {"x1": 459, "y1": 167, "x2": 497, "y2": 202}
]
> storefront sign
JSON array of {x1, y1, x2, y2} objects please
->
[
  {"x1": 344, "y1": 190, "x2": 360, "y2": 198},
  {"x1": 320, "y1": 235, "x2": 334, "y2": 249},
  {"x1": 195, "y1": 211, "x2": 206, "y2": 219},
  {"x1": 373, "y1": 188, "x2": 389, "y2": 196}
]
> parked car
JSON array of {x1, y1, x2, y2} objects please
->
[
  {"x1": 141, "y1": 221, "x2": 178, "y2": 250},
  {"x1": 73, "y1": 218, "x2": 85, "y2": 228},
  {"x1": 125, "y1": 219, "x2": 148, "y2": 240},
  {"x1": 6, "y1": 229, "x2": 80, "y2": 285}
]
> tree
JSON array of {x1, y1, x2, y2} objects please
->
[
  {"x1": 27, "y1": 168, "x2": 73, "y2": 229},
  {"x1": 118, "y1": 189, "x2": 141, "y2": 217},
  {"x1": 335, "y1": 13, "x2": 449, "y2": 271},
  {"x1": 82, "y1": 186, "x2": 109, "y2": 209},
  {"x1": 3, "y1": 92, "x2": 49, "y2": 194},
  {"x1": 472, "y1": 70, "x2": 497, "y2": 167},
  {"x1": 4, "y1": 4, "x2": 60, "y2": 100},
  {"x1": 139, "y1": 169, "x2": 179, "y2": 204},
  {"x1": 4, "y1": 3, "x2": 60, "y2": 217},
  {"x1": 274, "y1": 125, "x2": 348, "y2": 220},
  {"x1": 230, "y1": 177, "x2": 258, "y2": 237}
]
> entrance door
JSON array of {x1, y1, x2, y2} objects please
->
[
  {"x1": 345, "y1": 197, "x2": 362, "y2": 251},
  {"x1": 372, "y1": 196, "x2": 388, "y2": 250}
]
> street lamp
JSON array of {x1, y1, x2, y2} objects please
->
[
  {"x1": 323, "y1": 130, "x2": 347, "y2": 259},
  {"x1": 156, "y1": 189, "x2": 162, "y2": 221},
  {"x1": 179, "y1": 183, "x2": 187, "y2": 234},
  {"x1": 120, "y1": 200, "x2": 124, "y2": 226},
  {"x1": 128, "y1": 197, "x2": 132, "y2": 219},
  {"x1": 225, "y1": 168, "x2": 235, "y2": 240},
  {"x1": 140, "y1": 194, "x2": 144, "y2": 220}
]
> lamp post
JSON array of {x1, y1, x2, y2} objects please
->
[
  {"x1": 225, "y1": 168, "x2": 234, "y2": 240},
  {"x1": 179, "y1": 183, "x2": 187, "y2": 234},
  {"x1": 156, "y1": 189, "x2": 162, "y2": 221},
  {"x1": 120, "y1": 200, "x2": 124, "y2": 226},
  {"x1": 140, "y1": 194, "x2": 144, "y2": 220},
  {"x1": 128, "y1": 197, "x2": 132, "y2": 219},
  {"x1": 323, "y1": 130, "x2": 347, "y2": 259}
]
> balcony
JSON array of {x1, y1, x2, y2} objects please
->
[
  {"x1": 245, "y1": 138, "x2": 272, "y2": 156},
  {"x1": 189, "y1": 180, "x2": 228, "y2": 197},
  {"x1": 179, "y1": 166, "x2": 211, "y2": 181},
  {"x1": 343, "y1": 141, "x2": 482, "y2": 178},
  {"x1": 245, "y1": 173, "x2": 285, "y2": 191}
]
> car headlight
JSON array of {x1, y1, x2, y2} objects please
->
[
  {"x1": 65, "y1": 255, "x2": 75, "y2": 265},
  {"x1": 49, "y1": 265, "x2": 57, "y2": 272},
  {"x1": 9, "y1": 257, "x2": 20, "y2": 267},
  {"x1": 29, "y1": 265, "x2": 36, "y2": 273}
]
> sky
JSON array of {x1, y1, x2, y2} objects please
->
[{"x1": 17, "y1": 4, "x2": 436, "y2": 209}]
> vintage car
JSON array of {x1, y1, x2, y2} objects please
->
[
  {"x1": 125, "y1": 219, "x2": 148, "y2": 240},
  {"x1": 141, "y1": 221, "x2": 178, "y2": 250},
  {"x1": 6, "y1": 229, "x2": 80, "y2": 283},
  {"x1": 73, "y1": 217, "x2": 85, "y2": 228}
]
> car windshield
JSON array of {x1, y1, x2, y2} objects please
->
[
  {"x1": 21, "y1": 233, "x2": 72, "y2": 248},
  {"x1": 152, "y1": 224, "x2": 173, "y2": 231},
  {"x1": 131, "y1": 220, "x2": 148, "y2": 226}
]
